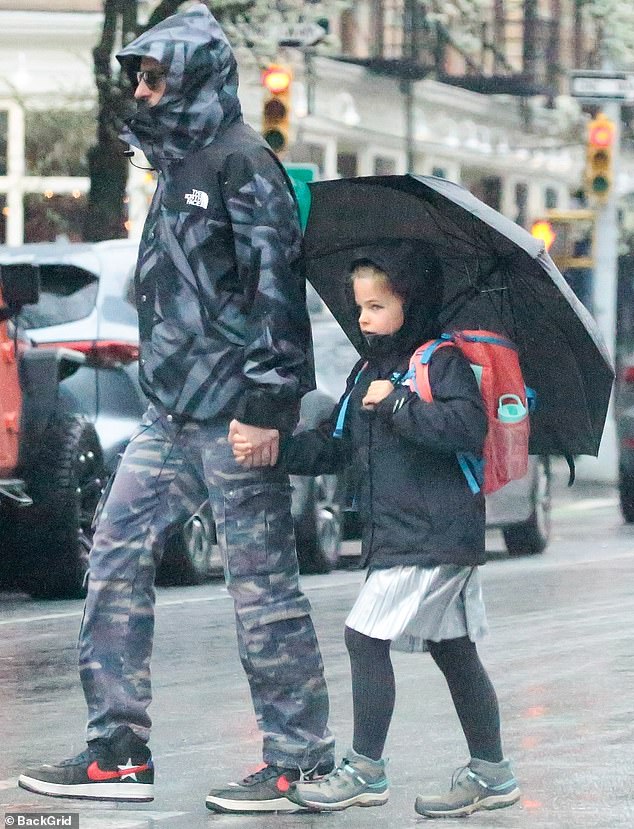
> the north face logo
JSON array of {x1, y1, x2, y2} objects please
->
[{"x1": 184, "y1": 189, "x2": 209, "y2": 209}]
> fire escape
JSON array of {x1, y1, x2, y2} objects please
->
[{"x1": 341, "y1": 0, "x2": 601, "y2": 99}]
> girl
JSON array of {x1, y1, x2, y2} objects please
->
[{"x1": 230, "y1": 241, "x2": 520, "y2": 818}]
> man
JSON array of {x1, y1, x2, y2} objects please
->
[{"x1": 18, "y1": 4, "x2": 333, "y2": 814}]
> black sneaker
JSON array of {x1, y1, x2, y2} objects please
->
[
  {"x1": 205, "y1": 762, "x2": 333, "y2": 813},
  {"x1": 18, "y1": 725, "x2": 154, "y2": 802}
]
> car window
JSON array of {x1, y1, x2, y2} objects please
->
[{"x1": 17, "y1": 264, "x2": 98, "y2": 328}]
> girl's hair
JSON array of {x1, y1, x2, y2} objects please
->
[{"x1": 349, "y1": 259, "x2": 404, "y2": 300}]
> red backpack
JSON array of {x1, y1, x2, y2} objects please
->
[{"x1": 400, "y1": 331, "x2": 530, "y2": 495}]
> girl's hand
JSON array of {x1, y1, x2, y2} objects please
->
[{"x1": 362, "y1": 380, "x2": 395, "y2": 410}]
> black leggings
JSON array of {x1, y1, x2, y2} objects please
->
[{"x1": 345, "y1": 627, "x2": 503, "y2": 763}]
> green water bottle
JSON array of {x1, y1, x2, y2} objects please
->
[{"x1": 497, "y1": 394, "x2": 527, "y2": 423}]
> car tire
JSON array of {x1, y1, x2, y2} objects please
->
[
  {"x1": 618, "y1": 472, "x2": 634, "y2": 523},
  {"x1": 17, "y1": 415, "x2": 105, "y2": 600},
  {"x1": 502, "y1": 457, "x2": 552, "y2": 556},
  {"x1": 159, "y1": 512, "x2": 214, "y2": 586},
  {"x1": 295, "y1": 474, "x2": 343, "y2": 574}
]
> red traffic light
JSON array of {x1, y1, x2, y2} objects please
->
[
  {"x1": 261, "y1": 65, "x2": 292, "y2": 95},
  {"x1": 588, "y1": 115, "x2": 615, "y2": 149}
]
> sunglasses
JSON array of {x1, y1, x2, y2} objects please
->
[{"x1": 136, "y1": 69, "x2": 166, "y2": 92}]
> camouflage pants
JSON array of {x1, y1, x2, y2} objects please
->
[{"x1": 79, "y1": 403, "x2": 334, "y2": 769}]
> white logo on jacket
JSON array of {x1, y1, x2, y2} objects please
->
[{"x1": 184, "y1": 189, "x2": 209, "y2": 209}]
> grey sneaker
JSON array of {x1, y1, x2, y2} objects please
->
[
  {"x1": 287, "y1": 749, "x2": 389, "y2": 811},
  {"x1": 414, "y1": 758, "x2": 520, "y2": 818}
]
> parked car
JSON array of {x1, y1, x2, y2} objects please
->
[
  {"x1": 2, "y1": 240, "x2": 355, "y2": 586},
  {"x1": 5, "y1": 240, "x2": 146, "y2": 474},
  {"x1": 0, "y1": 260, "x2": 105, "y2": 600}
]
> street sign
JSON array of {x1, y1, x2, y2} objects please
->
[
  {"x1": 570, "y1": 71, "x2": 634, "y2": 102},
  {"x1": 277, "y1": 22, "x2": 326, "y2": 48}
]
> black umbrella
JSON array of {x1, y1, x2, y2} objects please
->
[{"x1": 301, "y1": 174, "x2": 614, "y2": 457}]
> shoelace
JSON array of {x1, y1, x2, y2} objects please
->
[
  {"x1": 242, "y1": 765, "x2": 290, "y2": 785},
  {"x1": 306, "y1": 758, "x2": 361, "y2": 786},
  {"x1": 450, "y1": 765, "x2": 471, "y2": 791}
]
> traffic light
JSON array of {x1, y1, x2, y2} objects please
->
[
  {"x1": 530, "y1": 219, "x2": 557, "y2": 252},
  {"x1": 261, "y1": 65, "x2": 292, "y2": 155},
  {"x1": 585, "y1": 113, "x2": 615, "y2": 203}
]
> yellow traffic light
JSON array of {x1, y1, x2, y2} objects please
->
[
  {"x1": 261, "y1": 65, "x2": 292, "y2": 155},
  {"x1": 586, "y1": 113, "x2": 615, "y2": 204}
]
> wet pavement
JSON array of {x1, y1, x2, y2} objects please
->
[{"x1": 1, "y1": 470, "x2": 634, "y2": 828}]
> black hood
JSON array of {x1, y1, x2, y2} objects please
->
[
  {"x1": 347, "y1": 240, "x2": 444, "y2": 360},
  {"x1": 117, "y1": 5, "x2": 242, "y2": 167}
]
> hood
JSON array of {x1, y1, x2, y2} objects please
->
[
  {"x1": 347, "y1": 240, "x2": 445, "y2": 360},
  {"x1": 117, "y1": 4, "x2": 242, "y2": 166}
]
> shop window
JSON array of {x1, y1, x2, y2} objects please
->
[{"x1": 24, "y1": 192, "x2": 87, "y2": 243}]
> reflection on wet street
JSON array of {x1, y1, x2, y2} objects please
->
[{"x1": 1, "y1": 477, "x2": 634, "y2": 828}]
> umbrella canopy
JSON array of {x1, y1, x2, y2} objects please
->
[{"x1": 301, "y1": 174, "x2": 614, "y2": 457}]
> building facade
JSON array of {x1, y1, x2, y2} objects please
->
[{"x1": 0, "y1": 1, "x2": 630, "y2": 245}]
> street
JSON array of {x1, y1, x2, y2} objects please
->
[{"x1": 1, "y1": 471, "x2": 633, "y2": 829}]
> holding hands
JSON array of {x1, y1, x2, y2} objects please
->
[
  {"x1": 362, "y1": 380, "x2": 394, "y2": 410},
  {"x1": 229, "y1": 419, "x2": 280, "y2": 467}
]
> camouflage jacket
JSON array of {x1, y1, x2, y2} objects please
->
[{"x1": 117, "y1": 6, "x2": 314, "y2": 431}]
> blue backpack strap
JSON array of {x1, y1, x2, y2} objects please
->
[
  {"x1": 333, "y1": 364, "x2": 367, "y2": 438},
  {"x1": 457, "y1": 332, "x2": 517, "y2": 350},
  {"x1": 418, "y1": 337, "x2": 451, "y2": 365},
  {"x1": 457, "y1": 452, "x2": 484, "y2": 495}
]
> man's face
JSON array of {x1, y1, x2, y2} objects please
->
[{"x1": 134, "y1": 56, "x2": 167, "y2": 107}]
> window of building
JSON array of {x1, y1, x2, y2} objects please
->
[
  {"x1": 0, "y1": 111, "x2": 7, "y2": 176},
  {"x1": 288, "y1": 143, "x2": 326, "y2": 177},
  {"x1": 0, "y1": 195, "x2": 6, "y2": 244},
  {"x1": 337, "y1": 151, "x2": 358, "y2": 178},
  {"x1": 515, "y1": 182, "x2": 528, "y2": 227},
  {"x1": 24, "y1": 192, "x2": 87, "y2": 243},
  {"x1": 25, "y1": 109, "x2": 94, "y2": 177},
  {"x1": 545, "y1": 187, "x2": 558, "y2": 209},
  {"x1": 481, "y1": 176, "x2": 502, "y2": 211},
  {"x1": 374, "y1": 156, "x2": 397, "y2": 176},
  {"x1": 432, "y1": 166, "x2": 447, "y2": 178}
]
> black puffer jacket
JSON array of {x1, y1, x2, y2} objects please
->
[
  {"x1": 282, "y1": 346, "x2": 487, "y2": 569},
  {"x1": 280, "y1": 240, "x2": 488, "y2": 569},
  {"x1": 116, "y1": 6, "x2": 313, "y2": 431}
]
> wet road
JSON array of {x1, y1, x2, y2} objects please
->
[{"x1": 1, "y1": 472, "x2": 634, "y2": 829}]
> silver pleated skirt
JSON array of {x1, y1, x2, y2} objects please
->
[{"x1": 345, "y1": 564, "x2": 488, "y2": 653}]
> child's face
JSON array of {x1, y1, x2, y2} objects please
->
[{"x1": 353, "y1": 270, "x2": 405, "y2": 337}]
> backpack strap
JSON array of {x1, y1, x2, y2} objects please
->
[{"x1": 333, "y1": 363, "x2": 368, "y2": 438}]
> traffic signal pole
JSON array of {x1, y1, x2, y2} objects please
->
[{"x1": 577, "y1": 98, "x2": 620, "y2": 482}]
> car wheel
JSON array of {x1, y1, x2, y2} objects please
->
[
  {"x1": 619, "y1": 472, "x2": 634, "y2": 523},
  {"x1": 295, "y1": 474, "x2": 343, "y2": 574},
  {"x1": 502, "y1": 457, "x2": 552, "y2": 556},
  {"x1": 17, "y1": 415, "x2": 105, "y2": 600},
  {"x1": 159, "y1": 511, "x2": 214, "y2": 586}
]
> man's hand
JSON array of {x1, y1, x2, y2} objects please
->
[
  {"x1": 228, "y1": 420, "x2": 280, "y2": 467},
  {"x1": 362, "y1": 380, "x2": 394, "y2": 410}
]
